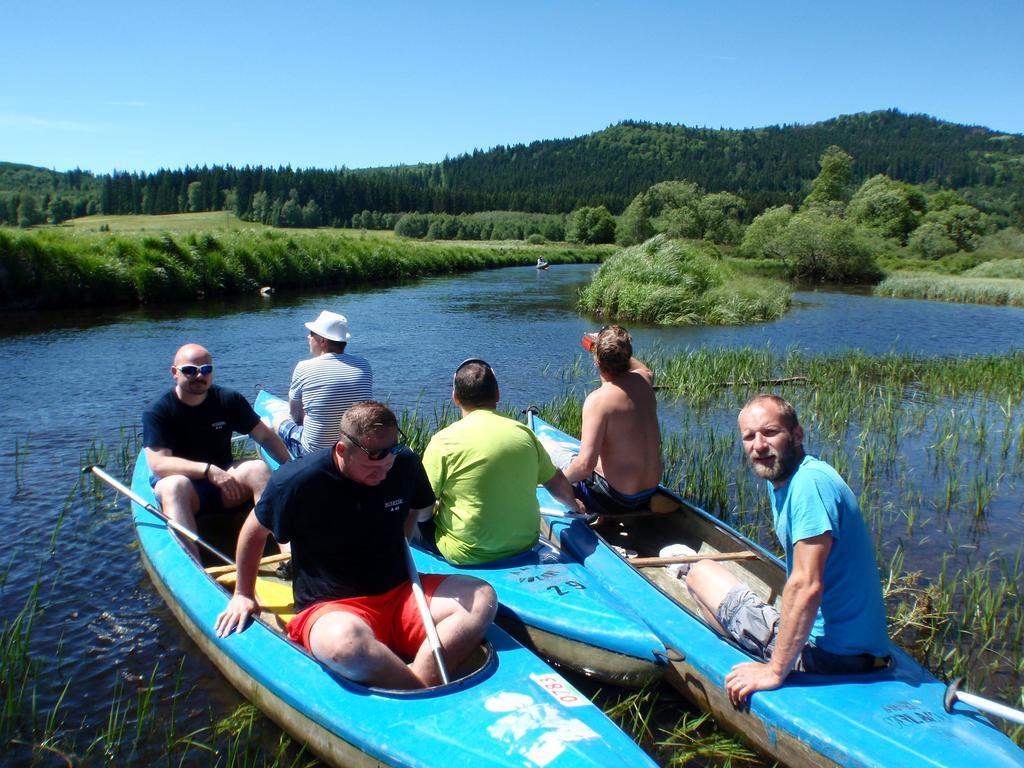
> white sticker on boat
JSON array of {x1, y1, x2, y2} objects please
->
[
  {"x1": 485, "y1": 692, "x2": 598, "y2": 767},
  {"x1": 529, "y1": 673, "x2": 588, "y2": 707},
  {"x1": 485, "y1": 692, "x2": 535, "y2": 712}
]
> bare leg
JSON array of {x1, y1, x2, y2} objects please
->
[
  {"x1": 228, "y1": 458, "x2": 272, "y2": 503},
  {"x1": 308, "y1": 612, "x2": 425, "y2": 689},
  {"x1": 229, "y1": 459, "x2": 290, "y2": 553},
  {"x1": 153, "y1": 475, "x2": 201, "y2": 559},
  {"x1": 686, "y1": 559, "x2": 744, "y2": 636},
  {"x1": 409, "y1": 575, "x2": 497, "y2": 687}
]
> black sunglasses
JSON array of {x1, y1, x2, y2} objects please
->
[
  {"x1": 175, "y1": 364, "x2": 213, "y2": 377},
  {"x1": 341, "y1": 427, "x2": 407, "y2": 461}
]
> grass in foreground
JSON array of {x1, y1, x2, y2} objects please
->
[{"x1": 578, "y1": 235, "x2": 791, "y2": 325}]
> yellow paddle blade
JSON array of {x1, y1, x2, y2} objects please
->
[{"x1": 255, "y1": 577, "x2": 296, "y2": 624}]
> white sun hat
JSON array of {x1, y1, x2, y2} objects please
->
[{"x1": 304, "y1": 310, "x2": 351, "y2": 342}]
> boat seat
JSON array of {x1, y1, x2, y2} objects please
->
[
  {"x1": 206, "y1": 554, "x2": 295, "y2": 633},
  {"x1": 584, "y1": 489, "x2": 683, "y2": 520}
]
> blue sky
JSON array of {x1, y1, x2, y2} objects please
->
[{"x1": 3, "y1": 1, "x2": 1021, "y2": 174}]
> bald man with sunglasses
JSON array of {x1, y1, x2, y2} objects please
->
[
  {"x1": 143, "y1": 343, "x2": 291, "y2": 557},
  {"x1": 216, "y1": 401, "x2": 496, "y2": 689}
]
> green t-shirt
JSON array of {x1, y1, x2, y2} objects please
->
[{"x1": 423, "y1": 409, "x2": 557, "y2": 565}]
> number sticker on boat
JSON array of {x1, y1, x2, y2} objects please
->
[
  {"x1": 530, "y1": 673, "x2": 588, "y2": 707},
  {"x1": 881, "y1": 700, "x2": 942, "y2": 728}
]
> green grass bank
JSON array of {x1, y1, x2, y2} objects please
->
[
  {"x1": 0, "y1": 225, "x2": 611, "y2": 310},
  {"x1": 874, "y1": 271, "x2": 1024, "y2": 307}
]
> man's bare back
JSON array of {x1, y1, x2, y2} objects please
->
[{"x1": 565, "y1": 327, "x2": 661, "y2": 495}]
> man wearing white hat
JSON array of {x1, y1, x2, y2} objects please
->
[{"x1": 275, "y1": 310, "x2": 374, "y2": 457}]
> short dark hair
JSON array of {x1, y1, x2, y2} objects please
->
[
  {"x1": 311, "y1": 332, "x2": 347, "y2": 354},
  {"x1": 741, "y1": 394, "x2": 799, "y2": 431},
  {"x1": 594, "y1": 325, "x2": 633, "y2": 376},
  {"x1": 453, "y1": 359, "x2": 498, "y2": 407},
  {"x1": 340, "y1": 401, "x2": 397, "y2": 443}
]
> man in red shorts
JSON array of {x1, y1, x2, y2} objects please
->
[{"x1": 214, "y1": 401, "x2": 497, "y2": 689}]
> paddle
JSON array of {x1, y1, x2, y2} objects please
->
[
  {"x1": 84, "y1": 464, "x2": 235, "y2": 567},
  {"x1": 629, "y1": 551, "x2": 758, "y2": 567},
  {"x1": 403, "y1": 539, "x2": 450, "y2": 685},
  {"x1": 539, "y1": 505, "x2": 598, "y2": 523},
  {"x1": 944, "y1": 677, "x2": 1024, "y2": 726}
]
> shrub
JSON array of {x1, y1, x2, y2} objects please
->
[
  {"x1": 775, "y1": 210, "x2": 881, "y2": 283},
  {"x1": 578, "y1": 234, "x2": 790, "y2": 325}
]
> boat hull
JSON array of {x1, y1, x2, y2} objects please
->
[
  {"x1": 130, "y1": 451, "x2": 659, "y2": 767},
  {"x1": 529, "y1": 412, "x2": 1024, "y2": 768}
]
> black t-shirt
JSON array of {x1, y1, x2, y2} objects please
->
[
  {"x1": 255, "y1": 447, "x2": 436, "y2": 610},
  {"x1": 142, "y1": 385, "x2": 260, "y2": 469}
]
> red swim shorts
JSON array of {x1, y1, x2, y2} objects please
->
[{"x1": 286, "y1": 574, "x2": 447, "y2": 659}]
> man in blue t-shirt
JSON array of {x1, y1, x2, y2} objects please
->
[
  {"x1": 686, "y1": 394, "x2": 890, "y2": 706},
  {"x1": 143, "y1": 343, "x2": 291, "y2": 557}
]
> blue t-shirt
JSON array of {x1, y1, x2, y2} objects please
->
[{"x1": 770, "y1": 455, "x2": 889, "y2": 657}]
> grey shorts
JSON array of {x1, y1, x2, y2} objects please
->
[{"x1": 716, "y1": 586, "x2": 887, "y2": 675}]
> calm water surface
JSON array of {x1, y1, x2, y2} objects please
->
[{"x1": 3, "y1": 263, "x2": 1023, "y2": 762}]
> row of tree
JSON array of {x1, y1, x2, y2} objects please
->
[
  {"x1": 2, "y1": 110, "x2": 1021, "y2": 229},
  {"x1": 0, "y1": 192, "x2": 97, "y2": 227}
]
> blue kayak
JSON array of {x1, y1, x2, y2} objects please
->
[
  {"x1": 253, "y1": 389, "x2": 666, "y2": 688},
  {"x1": 127, "y1": 450, "x2": 659, "y2": 768},
  {"x1": 528, "y1": 411, "x2": 1024, "y2": 768}
]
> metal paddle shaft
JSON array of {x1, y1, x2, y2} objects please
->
[
  {"x1": 84, "y1": 464, "x2": 235, "y2": 567},
  {"x1": 403, "y1": 540, "x2": 450, "y2": 685},
  {"x1": 944, "y1": 677, "x2": 1024, "y2": 726}
]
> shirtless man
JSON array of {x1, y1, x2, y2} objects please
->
[
  {"x1": 561, "y1": 325, "x2": 662, "y2": 515},
  {"x1": 142, "y1": 343, "x2": 291, "y2": 557}
]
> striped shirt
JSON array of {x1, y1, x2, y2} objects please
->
[{"x1": 289, "y1": 352, "x2": 374, "y2": 452}]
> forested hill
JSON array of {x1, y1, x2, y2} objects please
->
[
  {"x1": 435, "y1": 110, "x2": 1023, "y2": 217},
  {"x1": 3, "y1": 109, "x2": 1022, "y2": 227}
]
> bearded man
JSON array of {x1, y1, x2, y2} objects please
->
[{"x1": 685, "y1": 394, "x2": 890, "y2": 706}]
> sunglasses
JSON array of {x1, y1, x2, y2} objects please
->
[
  {"x1": 341, "y1": 427, "x2": 407, "y2": 461},
  {"x1": 175, "y1": 364, "x2": 214, "y2": 377}
]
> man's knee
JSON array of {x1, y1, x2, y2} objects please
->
[
  {"x1": 686, "y1": 559, "x2": 736, "y2": 612},
  {"x1": 437, "y1": 576, "x2": 497, "y2": 621},
  {"x1": 685, "y1": 558, "x2": 715, "y2": 596},
  {"x1": 154, "y1": 475, "x2": 198, "y2": 510},
  {"x1": 309, "y1": 613, "x2": 376, "y2": 668},
  {"x1": 231, "y1": 459, "x2": 271, "y2": 493},
  {"x1": 472, "y1": 581, "x2": 498, "y2": 622}
]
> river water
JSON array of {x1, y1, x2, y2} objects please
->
[{"x1": 3, "y1": 263, "x2": 1024, "y2": 764}]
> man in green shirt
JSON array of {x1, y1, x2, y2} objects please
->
[{"x1": 422, "y1": 358, "x2": 585, "y2": 565}]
